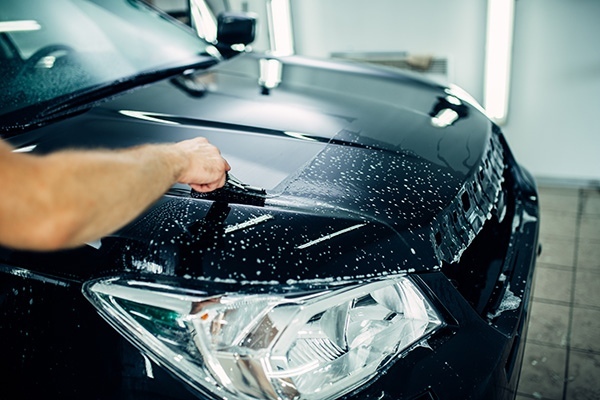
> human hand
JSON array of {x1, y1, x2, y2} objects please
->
[{"x1": 174, "y1": 137, "x2": 231, "y2": 192}]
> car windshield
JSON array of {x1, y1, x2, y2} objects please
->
[{"x1": 0, "y1": 0, "x2": 212, "y2": 119}]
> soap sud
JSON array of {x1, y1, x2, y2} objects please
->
[
  {"x1": 132, "y1": 259, "x2": 163, "y2": 274},
  {"x1": 521, "y1": 210, "x2": 538, "y2": 224},
  {"x1": 487, "y1": 284, "x2": 521, "y2": 319}
]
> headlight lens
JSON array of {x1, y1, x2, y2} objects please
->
[{"x1": 84, "y1": 275, "x2": 442, "y2": 400}]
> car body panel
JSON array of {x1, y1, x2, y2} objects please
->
[{"x1": 4, "y1": 53, "x2": 496, "y2": 281}]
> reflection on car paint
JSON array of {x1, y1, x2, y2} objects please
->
[
  {"x1": 118, "y1": 110, "x2": 180, "y2": 125},
  {"x1": 0, "y1": 263, "x2": 72, "y2": 287},
  {"x1": 11, "y1": 144, "x2": 37, "y2": 153},
  {"x1": 296, "y1": 223, "x2": 367, "y2": 250},
  {"x1": 224, "y1": 214, "x2": 274, "y2": 234}
]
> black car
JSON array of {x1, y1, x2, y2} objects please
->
[{"x1": 0, "y1": 1, "x2": 539, "y2": 399}]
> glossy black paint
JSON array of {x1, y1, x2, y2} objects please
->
[{"x1": 1, "y1": 50, "x2": 539, "y2": 399}]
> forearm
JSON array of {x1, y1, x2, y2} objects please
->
[
  {"x1": 3, "y1": 144, "x2": 185, "y2": 250},
  {"x1": 0, "y1": 136, "x2": 228, "y2": 251},
  {"x1": 46, "y1": 145, "x2": 186, "y2": 247}
]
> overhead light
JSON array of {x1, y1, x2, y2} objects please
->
[
  {"x1": 483, "y1": 0, "x2": 515, "y2": 125},
  {"x1": 259, "y1": 58, "x2": 283, "y2": 89},
  {"x1": 266, "y1": 0, "x2": 294, "y2": 56},
  {"x1": 190, "y1": 0, "x2": 217, "y2": 43},
  {"x1": 0, "y1": 20, "x2": 41, "y2": 33}
]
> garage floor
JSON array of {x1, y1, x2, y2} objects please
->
[{"x1": 516, "y1": 185, "x2": 600, "y2": 400}]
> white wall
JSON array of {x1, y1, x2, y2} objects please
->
[
  {"x1": 289, "y1": 0, "x2": 600, "y2": 183},
  {"x1": 290, "y1": 0, "x2": 487, "y2": 107},
  {"x1": 507, "y1": 0, "x2": 600, "y2": 182}
]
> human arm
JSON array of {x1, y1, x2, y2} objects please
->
[{"x1": 0, "y1": 137, "x2": 230, "y2": 251}]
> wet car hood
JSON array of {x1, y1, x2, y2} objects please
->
[{"x1": 5, "y1": 53, "x2": 495, "y2": 283}]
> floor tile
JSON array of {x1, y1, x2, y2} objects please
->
[
  {"x1": 518, "y1": 342, "x2": 567, "y2": 400},
  {"x1": 527, "y1": 301, "x2": 570, "y2": 347},
  {"x1": 573, "y1": 269, "x2": 600, "y2": 308},
  {"x1": 566, "y1": 350, "x2": 600, "y2": 400},
  {"x1": 538, "y1": 189, "x2": 580, "y2": 215},
  {"x1": 533, "y1": 265, "x2": 573, "y2": 304},
  {"x1": 537, "y1": 186, "x2": 581, "y2": 199},
  {"x1": 538, "y1": 236, "x2": 575, "y2": 268},
  {"x1": 577, "y1": 239, "x2": 600, "y2": 270},
  {"x1": 581, "y1": 189, "x2": 600, "y2": 216},
  {"x1": 570, "y1": 307, "x2": 600, "y2": 353},
  {"x1": 539, "y1": 212, "x2": 578, "y2": 240},
  {"x1": 524, "y1": 185, "x2": 600, "y2": 400},
  {"x1": 578, "y1": 214, "x2": 600, "y2": 241}
]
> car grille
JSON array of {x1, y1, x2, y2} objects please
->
[{"x1": 431, "y1": 133, "x2": 505, "y2": 265}]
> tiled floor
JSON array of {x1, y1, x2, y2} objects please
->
[{"x1": 516, "y1": 185, "x2": 600, "y2": 400}]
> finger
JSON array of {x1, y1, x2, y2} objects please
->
[
  {"x1": 189, "y1": 176, "x2": 225, "y2": 192},
  {"x1": 189, "y1": 183, "x2": 211, "y2": 193}
]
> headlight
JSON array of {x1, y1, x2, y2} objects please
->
[{"x1": 84, "y1": 275, "x2": 443, "y2": 400}]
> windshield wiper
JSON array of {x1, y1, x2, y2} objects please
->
[
  {"x1": 40, "y1": 58, "x2": 218, "y2": 120},
  {"x1": 2, "y1": 57, "x2": 217, "y2": 135}
]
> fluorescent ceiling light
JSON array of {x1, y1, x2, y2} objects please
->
[
  {"x1": 267, "y1": 0, "x2": 294, "y2": 56},
  {"x1": 259, "y1": 58, "x2": 283, "y2": 89},
  {"x1": 483, "y1": 0, "x2": 515, "y2": 125},
  {"x1": 190, "y1": 0, "x2": 217, "y2": 43},
  {"x1": 0, "y1": 20, "x2": 41, "y2": 33}
]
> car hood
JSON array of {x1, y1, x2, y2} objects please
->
[{"x1": 4, "y1": 53, "x2": 498, "y2": 284}]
